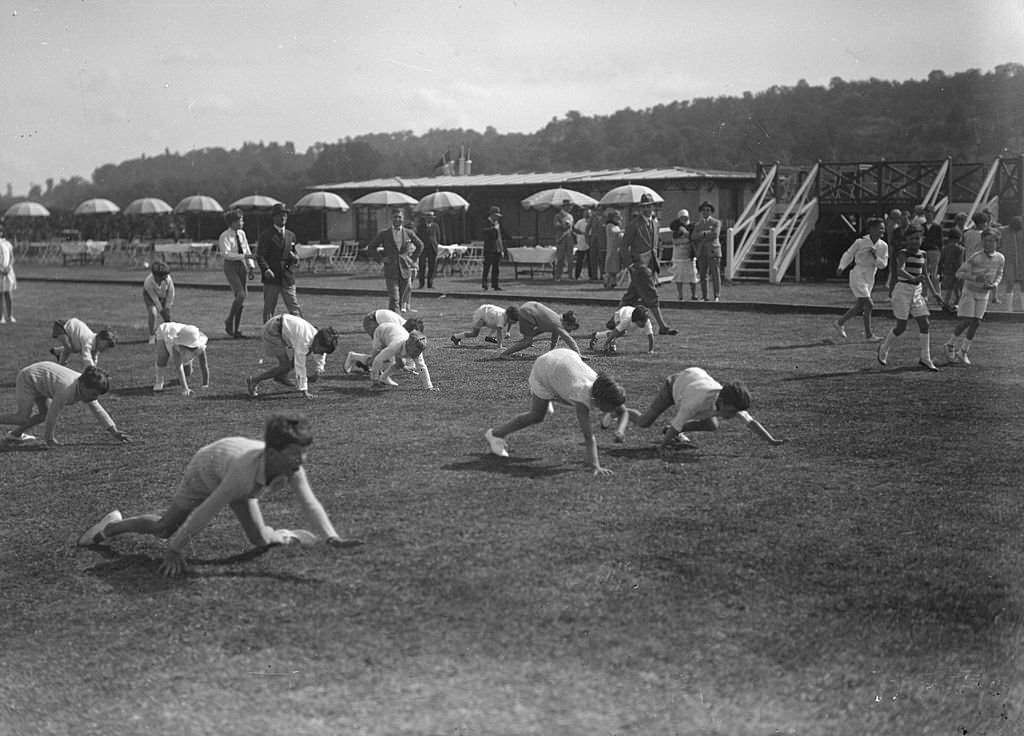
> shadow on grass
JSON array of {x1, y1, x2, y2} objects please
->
[
  {"x1": 81, "y1": 544, "x2": 324, "y2": 585},
  {"x1": 764, "y1": 339, "x2": 837, "y2": 350},
  {"x1": 442, "y1": 454, "x2": 576, "y2": 479},
  {"x1": 781, "y1": 366, "x2": 930, "y2": 381}
]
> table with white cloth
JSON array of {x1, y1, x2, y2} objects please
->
[
  {"x1": 60, "y1": 240, "x2": 108, "y2": 266},
  {"x1": 436, "y1": 243, "x2": 469, "y2": 275},
  {"x1": 296, "y1": 244, "x2": 341, "y2": 272},
  {"x1": 154, "y1": 242, "x2": 215, "y2": 269},
  {"x1": 507, "y1": 246, "x2": 557, "y2": 279}
]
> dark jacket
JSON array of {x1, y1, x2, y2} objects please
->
[{"x1": 256, "y1": 227, "x2": 299, "y2": 286}]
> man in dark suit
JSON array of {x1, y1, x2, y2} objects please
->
[
  {"x1": 416, "y1": 210, "x2": 441, "y2": 289},
  {"x1": 367, "y1": 209, "x2": 423, "y2": 312},
  {"x1": 256, "y1": 204, "x2": 302, "y2": 322},
  {"x1": 618, "y1": 193, "x2": 677, "y2": 336},
  {"x1": 482, "y1": 206, "x2": 506, "y2": 291}
]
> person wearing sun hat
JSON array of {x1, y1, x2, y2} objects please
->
[
  {"x1": 256, "y1": 203, "x2": 302, "y2": 322},
  {"x1": 152, "y1": 322, "x2": 210, "y2": 396},
  {"x1": 692, "y1": 200, "x2": 722, "y2": 301}
]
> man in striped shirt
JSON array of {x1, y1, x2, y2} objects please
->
[
  {"x1": 877, "y1": 226, "x2": 939, "y2": 371},
  {"x1": 0, "y1": 361, "x2": 131, "y2": 446},
  {"x1": 78, "y1": 413, "x2": 359, "y2": 577}
]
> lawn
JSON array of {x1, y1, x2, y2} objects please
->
[{"x1": 1, "y1": 282, "x2": 1022, "y2": 736}]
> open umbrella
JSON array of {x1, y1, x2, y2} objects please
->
[
  {"x1": 73, "y1": 198, "x2": 120, "y2": 216},
  {"x1": 228, "y1": 194, "x2": 283, "y2": 211},
  {"x1": 521, "y1": 187, "x2": 597, "y2": 211},
  {"x1": 173, "y1": 195, "x2": 224, "y2": 214},
  {"x1": 294, "y1": 192, "x2": 350, "y2": 212},
  {"x1": 352, "y1": 190, "x2": 418, "y2": 207},
  {"x1": 4, "y1": 201, "x2": 51, "y2": 218},
  {"x1": 124, "y1": 197, "x2": 172, "y2": 216},
  {"x1": 597, "y1": 184, "x2": 664, "y2": 207},
  {"x1": 173, "y1": 195, "x2": 224, "y2": 240},
  {"x1": 294, "y1": 192, "x2": 350, "y2": 243},
  {"x1": 415, "y1": 190, "x2": 469, "y2": 214}
]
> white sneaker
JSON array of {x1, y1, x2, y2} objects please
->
[
  {"x1": 246, "y1": 376, "x2": 259, "y2": 398},
  {"x1": 876, "y1": 341, "x2": 889, "y2": 366},
  {"x1": 600, "y1": 412, "x2": 614, "y2": 429},
  {"x1": 147, "y1": 336, "x2": 155, "y2": 344},
  {"x1": 958, "y1": 350, "x2": 972, "y2": 366},
  {"x1": 78, "y1": 510, "x2": 122, "y2": 546},
  {"x1": 484, "y1": 428, "x2": 509, "y2": 457},
  {"x1": 382, "y1": 376, "x2": 399, "y2": 387},
  {"x1": 4, "y1": 431, "x2": 36, "y2": 443},
  {"x1": 832, "y1": 320, "x2": 847, "y2": 340},
  {"x1": 918, "y1": 358, "x2": 939, "y2": 372},
  {"x1": 0, "y1": 317, "x2": 6, "y2": 324},
  {"x1": 343, "y1": 354, "x2": 356, "y2": 374}
]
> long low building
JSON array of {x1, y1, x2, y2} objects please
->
[{"x1": 307, "y1": 167, "x2": 756, "y2": 245}]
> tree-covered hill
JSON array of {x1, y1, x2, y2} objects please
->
[{"x1": 8, "y1": 63, "x2": 1022, "y2": 213}]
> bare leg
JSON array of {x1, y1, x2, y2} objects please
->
[{"x1": 492, "y1": 395, "x2": 550, "y2": 438}]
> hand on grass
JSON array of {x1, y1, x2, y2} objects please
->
[
  {"x1": 326, "y1": 536, "x2": 364, "y2": 549},
  {"x1": 159, "y1": 550, "x2": 187, "y2": 578},
  {"x1": 592, "y1": 466, "x2": 613, "y2": 477},
  {"x1": 109, "y1": 428, "x2": 132, "y2": 443},
  {"x1": 181, "y1": 388, "x2": 194, "y2": 397}
]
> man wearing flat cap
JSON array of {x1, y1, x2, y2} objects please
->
[
  {"x1": 692, "y1": 201, "x2": 722, "y2": 301},
  {"x1": 257, "y1": 204, "x2": 302, "y2": 322}
]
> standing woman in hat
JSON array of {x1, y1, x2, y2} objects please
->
[
  {"x1": 256, "y1": 204, "x2": 302, "y2": 323},
  {"x1": 218, "y1": 209, "x2": 256, "y2": 338},
  {"x1": 692, "y1": 201, "x2": 722, "y2": 301},
  {"x1": 482, "y1": 206, "x2": 506, "y2": 291},
  {"x1": 152, "y1": 322, "x2": 210, "y2": 396}
]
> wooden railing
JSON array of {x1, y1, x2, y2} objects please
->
[
  {"x1": 726, "y1": 164, "x2": 776, "y2": 280},
  {"x1": 767, "y1": 163, "x2": 819, "y2": 283}
]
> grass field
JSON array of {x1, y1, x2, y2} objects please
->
[{"x1": 1, "y1": 282, "x2": 1022, "y2": 736}]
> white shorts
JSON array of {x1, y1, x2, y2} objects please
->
[
  {"x1": 956, "y1": 290, "x2": 991, "y2": 320},
  {"x1": 848, "y1": 267, "x2": 876, "y2": 299},
  {"x1": 891, "y1": 282, "x2": 929, "y2": 320}
]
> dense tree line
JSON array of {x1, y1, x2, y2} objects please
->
[{"x1": 5, "y1": 64, "x2": 1022, "y2": 217}]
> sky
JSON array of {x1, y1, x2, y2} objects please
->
[{"x1": 1, "y1": 0, "x2": 1022, "y2": 195}]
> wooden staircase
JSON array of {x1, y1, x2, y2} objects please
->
[{"x1": 731, "y1": 209, "x2": 783, "y2": 281}]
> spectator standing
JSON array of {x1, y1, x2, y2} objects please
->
[
  {"x1": 481, "y1": 206, "x2": 506, "y2": 291},
  {"x1": 366, "y1": 209, "x2": 423, "y2": 312},
  {"x1": 218, "y1": 208, "x2": 256, "y2": 338},
  {"x1": 884, "y1": 209, "x2": 906, "y2": 292},
  {"x1": 998, "y1": 216, "x2": 1024, "y2": 312},
  {"x1": 572, "y1": 207, "x2": 593, "y2": 280},
  {"x1": 0, "y1": 225, "x2": 15, "y2": 324},
  {"x1": 692, "y1": 201, "x2": 722, "y2": 302},
  {"x1": 416, "y1": 211, "x2": 441, "y2": 289},
  {"x1": 668, "y1": 209, "x2": 697, "y2": 300},
  {"x1": 603, "y1": 210, "x2": 624, "y2": 289},
  {"x1": 618, "y1": 194, "x2": 677, "y2": 336},
  {"x1": 553, "y1": 200, "x2": 575, "y2": 281},
  {"x1": 256, "y1": 204, "x2": 302, "y2": 322},
  {"x1": 938, "y1": 229, "x2": 966, "y2": 308},
  {"x1": 586, "y1": 207, "x2": 606, "y2": 282}
]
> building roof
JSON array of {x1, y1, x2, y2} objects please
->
[{"x1": 309, "y1": 166, "x2": 755, "y2": 192}]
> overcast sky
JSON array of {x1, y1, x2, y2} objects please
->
[{"x1": 1, "y1": 0, "x2": 1022, "y2": 195}]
